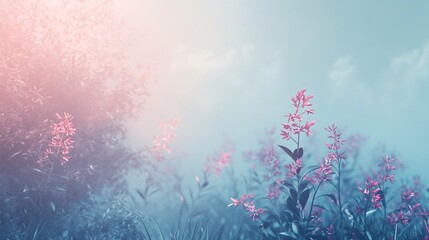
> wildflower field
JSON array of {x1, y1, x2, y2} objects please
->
[{"x1": 1, "y1": 1, "x2": 428, "y2": 239}]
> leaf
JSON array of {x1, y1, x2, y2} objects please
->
[
  {"x1": 49, "y1": 201, "x2": 55, "y2": 212},
  {"x1": 292, "y1": 147, "x2": 304, "y2": 160},
  {"x1": 317, "y1": 194, "x2": 337, "y2": 206},
  {"x1": 279, "y1": 232, "x2": 297, "y2": 239},
  {"x1": 299, "y1": 188, "x2": 310, "y2": 209},
  {"x1": 291, "y1": 222, "x2": 300, "y2": 235},
  {"x1": 282, "y1": 180, "x2": 295, "y2": 190},
  {"x1": 278, "y1": 145, "x2": 294, "y2": 160},
  {"x1": 365, "y1": 209, "x2": 377, "y2": 217},
  {"x1": 298, "y1": 180, "x2": 309, "y2": 192},
  {"x1": 379, "y1": 189, "x2": 386, "y2": 209},
  {"x1": 7, "y1": 150, "x2": 22, "y2": 161},
  {"x1": 136, "y1": 189, "x2": 146, "y2": 200},
  {"x1": 313, "y1": 204, "x2": 327, "y2": 211},
  {"x1": 289, "y1": 188, "x2": 298, "y2": 201},
  {"x1": 286, "y1": 197, "x2": 299, "y2": 217},
  {"x1": 32, "y1": 168, "x2": 43, "y2": 173}
]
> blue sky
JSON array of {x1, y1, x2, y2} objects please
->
[{"x1": 121, "y1": 1, "x2": 429, "y2": 180}]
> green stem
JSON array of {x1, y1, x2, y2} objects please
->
[
  {"x1": 306, "y1": 181, "x2": 322, "y2": 229},
  {"x1": 381, "y1": 178, "x2": 387, "y2": 240},
  {"x1": 337, "y1": 158, "x2": 343, "y2": 234}
]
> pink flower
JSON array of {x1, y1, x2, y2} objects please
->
[
  {"x1": 388, "y1": 210, "x2": 410, "y2": 225},
  {"x1": 40, "y1": 112, "x2": 76, "y2": 165},
  {"x1": 151, "y1": 119, "x2": 178, "y2": 161},
  {"x1": 267, "y1": 183, "x2": 281, "y2": 199},
  {"x1": 310, "y1": 207, "x2": 324, "y2": 224},
  {"x1": 228, "y1": 192, "x2": 264, "y2": 221},
  {"x1": 378, "y1": 155, "x2": 396, "y2": 183},
  {"x1": 281, "y1": 89, "x2": 315, "y2": 142},
  {"x1": 358, "y1": 177, "x2": 382, "y2": 209},
  {"x1": 302, "y1": 120, "x2": 315, "y2": 136},
  {"x1": 204, "y1": 149, "x2": 233, "y2": 176},
  {"x1": 371, "y1": 187, "x2": 382, "y2": 208},
  {"x1": 324, "y1": 124, "x2": 345, "y2": 163},
  {"x1": 401, "y1": 187, "x2": 416, "y2": 203},
  {"x1": 285, "y1": 159, "x2": 302, "y2": 179}
]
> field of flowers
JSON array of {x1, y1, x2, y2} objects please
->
[{"x1": 1, "y1": 1, "x2": 428, "y2": 239}]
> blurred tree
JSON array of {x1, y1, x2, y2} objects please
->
[{"x1": 0, "y1": 0, "x2": 149, "y2": 237}]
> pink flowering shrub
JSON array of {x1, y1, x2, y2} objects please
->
[
  {"x1": 0, "y1": 1, "x2": 153, "y2": 238},
  {"x1": 229, "y1": 89, "x2": 429, "y2": 240}
]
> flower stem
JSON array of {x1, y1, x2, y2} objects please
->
[{"x1": 306, "y1": 181, "x2": 322, "y2": 229}]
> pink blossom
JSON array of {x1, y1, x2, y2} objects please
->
[
  {"x1": 267, "y1": 183, "x2": 281, "y2": 199},
  {"x1": 228, "y1": 192, "x2": 264, "y2": 221},
  {"x1": 358, "y1": 177, "x2": 382, "y2": 209},
  {"x1": 151, "y1": 119, "x2": 178, "y2": 161},
  {"x1": 378, "y1": 155, "x2": 397, "y2": 183},
  {"x1": 324, "y1": 124, "x2": 345, "y2": 163},
  {"x1": 39, "y1": 112, "x2": 76, "y2": 165},
  {"x1": 281, "y1": 89, "x2": 315, "y2": 141},
  {"x1": 204, "y1": 149, "x2": 233, "y2": 176},
  {"x1": 310, "y1": 207, "x2": 324, "y2": 224},
  {"x1": 401, "y1": 187, "x2": 416, "y2": 203},
  {"x1": 285, "y1": 159, "x2": 302, "y2": 179},
  {"x1": 302, "y1": 120, "x2": 316, "y2": 136},
  {"x1": 388, "y1": 210, "x2": 411, "y2": 225}
]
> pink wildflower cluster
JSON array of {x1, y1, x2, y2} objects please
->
[
  {"x1": 259, "y1": 146, "x2": 281, "y2": 180},
  {"x1": 306, "y1": 161, "x2": 333, "y2": 184},
  {"x1": 358, "y1": 176, "x2": 382, "y2": 209},
  {"x1": 267, "y1": 180, "x2": 282, "y2": 199},
  {"x1": 310, "y1": 207, "x2": 324, "y2": 225},
  {"x1": 204, "y1": 150, "x2": 233, "y2": 176},
  {"x1": 254, "y1": 133, "x2": 286, "y2": 199},
  {"x1": 280, "y1": 89, "x2": 315, "y2": 141},
  {"x1": 378, "y1": 155, "x2": 396, "y2": 183},
  {"x1": 324, "y1": 124, "x2": 345, "y2": 163},
  {"x1": 387, "y1": 190, "x2": 427, "y2": 226},
  {"x1": 39, "y1": 112, "x2": 76, "y2": 165},
  {"x1": 151, "y1": 119, "x2": 177, "y2": 161},
  {"x1": 285, "y1": 158, "x2": 302, "y2": 179},
  {"x1": 228, "y1": 193, "x2": 264, "y2": 221},
  {"x1": 387, "y1": 209, "x2": 412, "y2": 225}
]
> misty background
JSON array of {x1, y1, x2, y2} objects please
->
[{"x1": 117, "y1": 1, "x2": 429, "y2": 182}]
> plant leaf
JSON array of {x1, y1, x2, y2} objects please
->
[
  {"x1": 290, "y1": 188, "x2": 298, "y2": 201},
  {"x1": 298, "y1": 179, "x2": 309, "y2": 192},
  {"x1": 278, "y1": 145, "x2": 294, "y2": 160},
  {"x1": 299, "y1": 188, "x2": 310, "y2": 209}
]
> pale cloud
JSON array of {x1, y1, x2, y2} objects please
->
[
  {"x1": 391, "y1": 41, "x2": 429, "y2": 81},
  {"x1": 328, "y1": 56, "x2": 355, "y2": 86}
]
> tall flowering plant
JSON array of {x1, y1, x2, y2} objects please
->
[
  {"x1": 227, "y1": 89, "x2": 429, "y2": 240},
  {"x1": 39, "y1": 112, "x2": 76, "y2": 165},
  {"x1": 229, "y1": 89, "x2": 318, "y2": 238}
]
